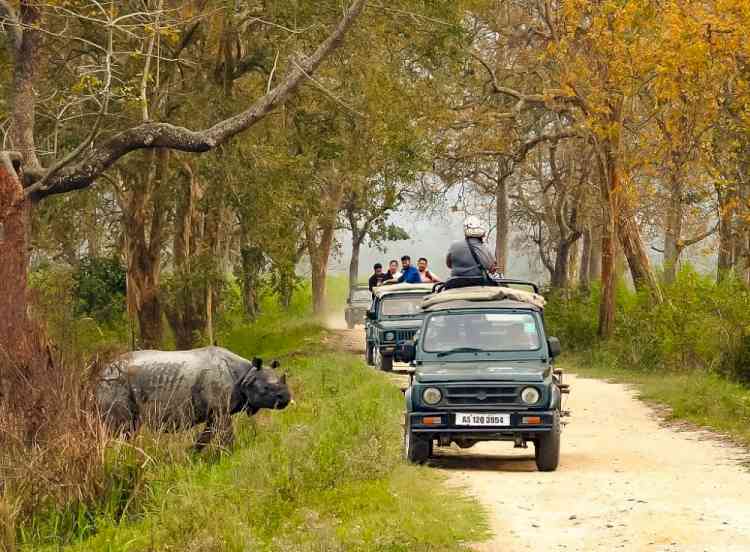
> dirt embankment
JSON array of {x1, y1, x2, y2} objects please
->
[{"x1": 331, "y1": 324, "x2": 750, "y2": 551}]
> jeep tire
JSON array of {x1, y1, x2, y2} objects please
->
[
  {"x1": 376, "y1": 349, "x2": 393, "y2": 372},
  {"x1": 365, "y1": 342, "x2": 375, "y2": 366},
  {"x1": 534, "y1": 411, "x2": 561, "y2": 472},
  {"x1": 404, "y1": 423, "x2": 432, "y2": 464}
]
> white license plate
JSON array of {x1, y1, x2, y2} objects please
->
[{"x1": 454, "y1": 413, "x2": 510, "y2": 426}]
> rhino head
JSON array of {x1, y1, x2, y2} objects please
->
[{"x1": 239, "y1": 358, "x2": 291, "y2": 415}]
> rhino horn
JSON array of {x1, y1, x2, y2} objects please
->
[{"x1": 280, "y1": 373, "x2": 287, "y2": 385}]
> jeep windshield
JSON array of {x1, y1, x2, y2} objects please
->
[
  {"x1": 422, "y1": 312, "x2": 541, "y2": 353},
  {"x1": 380, "y1": 295, "x2": 425, "y2": 317}
]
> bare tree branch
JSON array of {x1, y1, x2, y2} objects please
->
[
  {"x1": 679, "y1": 223, "x2": 719, "y2": 249},
  {"x1": 26, "y1": 0, "x2": 368, "y2": 200}
]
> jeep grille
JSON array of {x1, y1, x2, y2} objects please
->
[
  {"x1": 396, "y1": 329, "x2": 417, "y2": 342},
  {"x1": 443, "y1": 385, "x2": 520, "y2": 407}
]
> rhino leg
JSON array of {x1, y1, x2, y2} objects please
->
[{"x1": 193, "y1": 412, "x2": 234, "y2": 451}]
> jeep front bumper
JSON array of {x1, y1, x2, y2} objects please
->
[{"x1": 406, "y1": 410, "x2": 556, "y2": 436}]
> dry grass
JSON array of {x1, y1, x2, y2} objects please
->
[{"x1": 0, "y1": 330, "x2": 120, "y2": 548}]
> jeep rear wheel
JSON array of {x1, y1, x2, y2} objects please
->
[
  {"x1": 404, "y1": 424, "x2": 432, "y2": 464},
  {"x1": 535, "y1": 412, "x2": 561, "y2": 472},
  {"x1": 365, "y1": 343, "x2": 375, "y2": 366}
]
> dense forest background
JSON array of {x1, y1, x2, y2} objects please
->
[{"x1": 3, "y1": 0, "x2": 750, "y2": 549}]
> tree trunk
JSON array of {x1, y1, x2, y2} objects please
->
[
  {"x1": 0, "y1": 155, "x2": 32, "y2": 358},
  {"x1": 495, "y1": 178, "x2": 509, "y2": 274},
  {"x1": 568, "y1": 238, "x2": 580, "y2": 285},
  {"x1": 598, "y1": 211, "x2": 617, "y2": 337},
  {"x1": 579, "y1": 227, "x2": 592, "y2": 290},
  {"x1": 598, "y1": 151, "x2": 619, "y2": 338},
  {"x1": 663, "y1": 177, "x2": 683, "y2": 284},
  {"x1": 308, "y1": 218, "x2": 336, "y2": 315},
  {"x1": 551, "y1": 240, "x2": 572, "y2": 289},
  {"x1": 716, "y1": 184, "x2": 736, "y2": 281},
  {"x1": 121, "y1": 150, "x2": 169, "y2": 349},
  {"x1": 165, "y1": 165, "x2": 204, "y2": 349},
  {"x1": 349, "y1": 234, "x2": 362, "y2": 292},
  {"x1": 310, "y1": 252, "x2": 327, "y2": 315},
  {"x1": 617, "y1": 209, "x2": 660, "y2": 297},
  {"x1": 240, "y1": 245, "x2": 264, "y2": 321},
  {"x1": 589, "y1": 223, "x2": 602, "y2": 283}
]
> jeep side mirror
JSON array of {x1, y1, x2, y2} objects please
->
[
  {"x1": 366, "y1": 310, "x2": 376, "y2": 320},
  {"x1": 397, "y1": 342, "x2": 416, "y2": 363},
  {"x1": 547, "y1": 337, "x2": 561, "y2": 358}
]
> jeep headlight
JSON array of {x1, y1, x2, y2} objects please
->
[
  {"x1": 520, "y1": 387, "x2": 540, "y2": 405},
  {"x1": 422, "y1": 387, "x2": 442, "y2": 405},
  {"x1": 384, "y1": 331, "x2": 395, "y2": 341}
]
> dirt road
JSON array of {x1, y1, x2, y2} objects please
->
[{"x1": 333, "y1": 325, "x2": 750, "y2": 551}]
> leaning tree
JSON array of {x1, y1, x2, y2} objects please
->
[{"x1": 0, "y1": 0, "x2": 366, "y2": 357}]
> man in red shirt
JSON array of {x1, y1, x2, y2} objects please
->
[{"x1": 417, "y1": 257, "x2": 441, "y2": 283}]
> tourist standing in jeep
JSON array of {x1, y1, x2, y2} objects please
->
[{"x1": 445, "y1": 217, "x2": 503, "y2": 288}]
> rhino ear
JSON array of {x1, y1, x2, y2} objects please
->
[
  {"x1": 270, "y1": 360, "x2": 280, "y2": 370},
  {"x1": 251, "y1": 357, "x2": 263, "y2": 369}
]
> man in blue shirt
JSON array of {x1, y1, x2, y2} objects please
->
[{"x1": 396, "y1": 255, "x2": 422, "y2": 284}]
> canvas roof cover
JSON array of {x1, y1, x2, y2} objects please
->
[
  {"x1": 372, "y1": 282, "x2": 436, "y2": 297},
  {"x1": 421, "y1": 285, "x2": 546, "y2": 310}
]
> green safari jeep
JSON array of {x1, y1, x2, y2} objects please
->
[
  {"x1": 399, "y1": 284, "x2": 568, "y2": 471},
  {"x1": 345, "y1": 286, "x2": 372, "y2": 329},
  {"x1": 365, "y1": 283, "x2": 436, "y2": 372}
]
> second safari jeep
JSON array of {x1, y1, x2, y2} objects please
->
[
  {"x1": 399, "y1": 285, "x2": 568, "y2": 471},
  {"x1": 365, "y1": 283, "x2": 435, "y2": 372}
]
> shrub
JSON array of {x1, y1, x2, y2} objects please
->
[
  {"x1": 547, "y1": 266, "x2": 750, "y2": 382},
  {"x1": 72, "y1": 257, "x2": 127, "y2": 324}
]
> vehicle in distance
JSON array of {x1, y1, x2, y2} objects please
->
[
  {"x1": 345, "y1": 286, "x2": 372, "y2": 329},
  {"x1": 365, "y1": 283, "x2": 436, "y2": 372},
  {"x1": 400, "y1": 285, "x2": 567, "y2": 471}
]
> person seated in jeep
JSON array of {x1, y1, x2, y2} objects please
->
[
  {"x1": 417, "y1": 257, "x2": 441, "y2": 283},
  {"x1": 384, "y1": 255, "x2": 422, "y2": 284},
  {"x1": 445, "y1": 216, "x2": 503, "y2": 289},
  {"x1": 368, "y1": 263, "x2": 388, "y2": 293}
]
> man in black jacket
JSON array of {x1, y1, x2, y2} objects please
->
[{"x1": 368, "y1": 263, "x2": 388, "y2": 293}]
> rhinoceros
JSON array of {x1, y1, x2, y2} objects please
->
[{"x1": 96, "y1": 346, "x2": 291, "y2": 449}]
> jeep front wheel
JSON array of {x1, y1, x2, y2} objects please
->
[
  {"x1": 404, "y1": 424, "x2": 432, "y2": 464},
  {"x1": 365, "y1": 343, "x2": 375, "y2": 366},
  {"x1": 534, "y1": 412, "x2": 561, "y2": 472},
  {"x1": 376, "y1": 350, "x2": 393, "y2": 372}
]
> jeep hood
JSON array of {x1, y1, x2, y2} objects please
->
[
  {"x1": 377, "y1": 319, "x2": 423, "y2": 330},
  {"x1": 415, "y1": 360, "x2": 551, "y2": 383}
]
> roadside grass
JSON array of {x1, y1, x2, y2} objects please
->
[
  {"x1": 562, "y1": 350, "x2": 750, "y2": 448},
  {"x1": 26, "y1": 314, "x2": 488, "y2": 551}
]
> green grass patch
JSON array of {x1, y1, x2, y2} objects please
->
[
  {"x1": 26, "y1": 345, "x2": 487, "y2": 551},
  {"x1": 563, "y1": 350, "x2": 750, "y2": 448}
]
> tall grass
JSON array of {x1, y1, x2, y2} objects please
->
[{"x1": 0, "y1": 332, "x2": 118, "y2": 549}]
